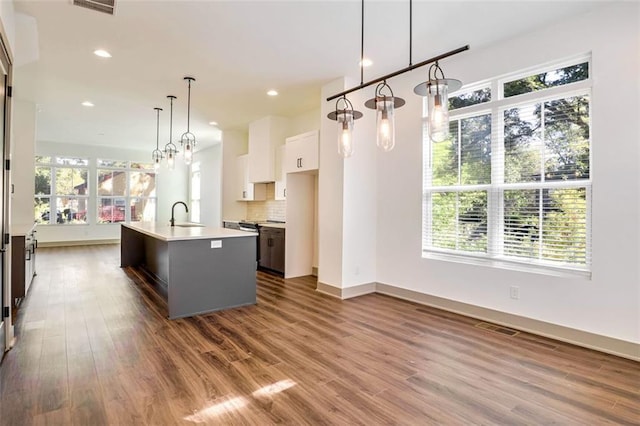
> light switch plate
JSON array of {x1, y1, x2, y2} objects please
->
[{"x1": 211, "y1": 240, "x2": 222, "y2": 249}]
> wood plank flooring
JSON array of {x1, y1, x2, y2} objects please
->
[{"x1": 1, "y1": 244, "x2": 638, "y2": 425}]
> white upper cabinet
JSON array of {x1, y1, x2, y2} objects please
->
[
  {"x1": 275, "y1": 145, "x2": 286, "y2": 200},
  {"x1": 284, "y1": 130, "x2": 319, "y2": 174},
  {"x1": 248, "y1": 116, "x2": 289, "y2": 183},
  {"x1": 237, "y1": 154, "x2": 266, "y2": 201}
]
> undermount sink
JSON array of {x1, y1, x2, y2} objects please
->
[{"x1": 174, "y1": 223, "x2": 205, "y2": 228}]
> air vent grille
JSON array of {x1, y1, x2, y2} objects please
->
[
  {"x1": 73, "y1": 0, "x2": 115, "y2": 15},
  {"x1": 475, "y1": 322, "x2": 520, "y2": 337}
]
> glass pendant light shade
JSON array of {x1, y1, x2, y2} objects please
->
[
  {"x1": 414, "y1": 61, "x2": 461, "y2": 143},
  {"x1": 327, "y1": 96, "x2": 362, "y2": 159},
  {"x1": 365, "y1": 81, "x2": 405, "y2": 152},
  {"x1": 164, "y1": 95, "x2": 178, "y2": 170},
  {"x1": 427, "y1": 82, "x2": 450, "y2": 142},
  {"x1": 338, "y1": 112, "x2": 355, "y2": 158},
  {"x1": 151, "y1": 107, "x2": 163, "y2": 173},
  {"x1": 180, "y1": 77, "x2": 197, "y2": 165}
]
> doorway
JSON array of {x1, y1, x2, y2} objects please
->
[{"x1": 0, "y1": 30, "x2": 12, "y2": 359}]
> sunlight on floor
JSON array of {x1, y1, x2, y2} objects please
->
[
  {"x1": 183, "y1": 396, "x2": 248, "y2": 423},
  {"x1": 183, "y1": 380, "x2": 297, "y2": 423},
  {"x1": 252, "y1": 379, "x2": 297, "y2": 397}
]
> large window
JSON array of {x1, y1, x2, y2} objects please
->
[
  {"x1": 35, "y1": 156, "x2": 89, "y2": 224},
  {"x1": 190, "y1": 162, "x2": 201, "y2": 223},
  {"x1": 97, "y1": 159, "x2": 157, "y2": 223},
  {"x1": 34, "y1": 157, "x2": 157, "y2": 225},
  {"x1": 423, "y1": 59, "x2": 591, "y2": 272}
]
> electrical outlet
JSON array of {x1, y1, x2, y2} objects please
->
[
  {"x1": 211, "y1": 240, "x2": 222, "y2": 249},
  {"x1": 510, "y1": 286, "x2": 520, "y2": 300}
]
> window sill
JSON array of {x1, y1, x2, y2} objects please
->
[{"x1": 422, "y1": 250, "x2": 592, "y2": 280}]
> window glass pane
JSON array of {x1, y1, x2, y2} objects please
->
[
  {"x1": 192, "y1": 170, "x2": 201, "y2": 200},
  {"x1": 130, "y1": 162, "x2": 153, "y2": 170},
  {"x1": 97, "y1": 159, "x2": 127, "y2": 168},
  {"x1": 544, "y1": 95, "x2": 590, "y2": 180},
  {"x1": 191, "y1": 200, "x2": 200, "y2": 223},
  {"x1": 449, "y1": 87, "x2": 491, "y2": 111},
  {"x1": 35, "y1": 167, "x2": 52, "y2": 195},
  {"x1": 35, "y1": 197, "x2": 50, "y2": 224},
  {"x1": 504, "y1": 62, "x2": 589, "y2": 98},
  {"x1": 130, "y1": 198, "x2": 156, "y2": 222},
  {"x1": 98, "y1": 169, "x2": 127, "y2": 196},
  {"x1": 504, "y1": 104, "x2": 543, "y2": 183},
  {"x1": 55, "y1": 168, "x2": 88, "y2": 195},
  {"x1": 460, "y1": 114, "x2": 491, "y2": 185},
  {"x1": 430, "y1": 191, "x2": 487, "y2": 253},
  {"x1": 56, "y1": 197, "x2": 88, "y2": 224},
  {"x1": 431, "y1": 121, "x2": 459, "y2": 186},
  {"x1": 542, "y1": 188, "x2": 587, "y2": 264},
  {"x1": 130, "y1": 171, "x2": 156, "y2": 197},
  {"x1": 98, "y1": 198, "x2": 126, "y2": 223},
  {"x1": 504, "y1": 189, "x2": 540, "y2": 259},
  {"x1": 458, "y1": 191, "x2": 488, "y2": 253},
  {"x1": 431, "y1": 192, "x2": 457, "y2": 249},
  {"x1": 35, "y1": 156, "x2": 52, "y2": 164},
  {"x1": 55, "y1": 157, "x2": 88, "y2": 166}
]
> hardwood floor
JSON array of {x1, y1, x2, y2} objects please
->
[{"x1": 1, "y1": 245, "x2": 638, "y2": 425}]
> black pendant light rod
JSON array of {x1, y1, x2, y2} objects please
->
[
  {"x1": 409, "y1": 0, "x2": 412, "y2": 66},
  {"x1": 360, "y1": 0, "x2": 364, "y2": 85},
  {"x1": 154, "y1": 107, "x2": 162, "y2": 148},
  {"x1": 168, "y1": 95, "x2": 176, "y2": 141},
  {"x1": 185, "y1": 76, "x2": 195, "y2": 132},
  {"x1": 327, "y1": 44, "x2": 469, "y2": 102}
]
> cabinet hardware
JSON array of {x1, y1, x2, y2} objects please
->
[
  {"x1": 284, "y1": 188, "x2": 286, "y2": 197},
  {"x1": 242, "y1": 190, "x2": 246, "y2": 198},
  {"x1": 3, "y1": 306, "x2": 9, "y2": 318},
  {"x1": 26, "y1": 247, "x2": 31, "y2": 261}
]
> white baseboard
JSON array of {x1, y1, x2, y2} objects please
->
[
  {"x1": 38, "y1": 239, "x2": 120, "y2": 248},
  {"x1": 316, "y1": 280, "x2": 639, "y2": 361}
]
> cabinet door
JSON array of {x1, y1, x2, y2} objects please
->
[
  {"x1": 271, "y1": 229, "x2": 285, "y2": 274},
  {"x1": 275, "y1": 145, "x2": 286, "y2": 200},
  {"x1": 236, "y1": 155, "x2": 252, "y2": 201},
  {"x1": 258, "y1": 228, "x2": 272, "y2": 269},
  {"x1": 285, "y1": 130, "x2": 318, "y2": 174}
]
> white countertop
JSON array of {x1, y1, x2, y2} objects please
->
[
  {"x1": 122, "y1": 222, "x2": 257, "y2": 242},
  {"x1": 12, "y1": 222, "x2": 37, "y2": 237}
]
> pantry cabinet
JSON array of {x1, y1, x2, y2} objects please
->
[{"x1": 285, "y1": 130, "x2": 319, "y2": 174}]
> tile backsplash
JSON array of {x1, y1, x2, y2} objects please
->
[{"x1": 247, "y1": 183, "x2": 286, "y2": 221}]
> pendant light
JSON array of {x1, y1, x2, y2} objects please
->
[
  {"x1": 413, "y1": 61, "x2": 462, "y2": 142},
  {"x1": 164, "y1": 95, "x2": 178, "y2": 170},
  {"x1": 364, "y1": 81, "x2": 405, "y2": 151},
  {"x1": 151, "y1": 107, "x2": 163, "y2": 171},
  {"x1": 327, "y1": 96, "x2": 363, "y2": 158},
  {"x1": 180, "y1": 76, "x2": 196, "y2": 165}
]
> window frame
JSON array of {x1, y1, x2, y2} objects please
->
[{"x1": 422, "y1": 57, "x2": 592, "y2": 277}]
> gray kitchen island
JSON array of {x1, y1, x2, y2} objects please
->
[{"x1": 121, "y1": 222, "x2": 257, "y2": 319}]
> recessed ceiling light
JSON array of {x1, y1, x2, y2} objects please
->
[
  {"x1": 93, "y1": 49, "x2": 112, "y2": 58},
  {"x1": 209, "y1": 121, "x2": 218, "y2": 126},
  {"x1": 267, "y1": 90, "x2": 278, "y2": 96},
  {"x1": 82, "y1": 101, "x2": 94, "y2": 107},
  {"x1": 360, "y1": 58, "x2": 373, "y2": 67}
]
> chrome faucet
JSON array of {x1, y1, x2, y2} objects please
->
[{"x1": 170, "y1": 201, "x2": 189, "y2": 227}]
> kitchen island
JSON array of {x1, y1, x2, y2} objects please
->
[{"x1": 121, "y1": 222, "x2": 257, "y2": 319}]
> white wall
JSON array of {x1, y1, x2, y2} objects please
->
[
  {"x1": 221, "y1": 130, "x2": 248, "y2": 221},
  {"x1": 193, "y1": 143, "x2": 222, "y2": 227},
  {"x1": 0, "y1": 0, "x2": 15, "y2": 56},
  {"x1": 376, "y1": 3, "x2": 640, "y2": 344},
  {"x1": 11, "y1": 99, "x2": 35, "y2": 226},
  {"x1": 35, "y1": 140, "x2": 188, "y2": 243},
  {"x1": 288, "y1": 108, "x2": 320, "y2": 136}
]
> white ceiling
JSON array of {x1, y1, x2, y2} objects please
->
[{"x1": 13, "y1": 0, "x2": 604, "y2": 152}]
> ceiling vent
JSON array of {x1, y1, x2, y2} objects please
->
[{"x1": 72, "y1": 0, "x2": 115, "y2": 15}]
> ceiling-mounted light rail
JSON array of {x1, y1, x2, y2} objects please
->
[{"x1": 326, "y1": 45, "x2": 469, "y2": 102}]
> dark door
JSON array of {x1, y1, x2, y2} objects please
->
[
  {"x1": 0, "y1": 31, "x2": 11, "y2": 358},
  {"x1": 271, "y1": 229, "x2": 285, "y2": 274}
]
